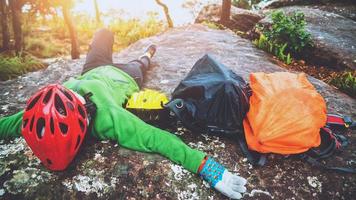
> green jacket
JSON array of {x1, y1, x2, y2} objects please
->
[{"x1": 0, "y1": 66, "x2": 205, "y2": 173}]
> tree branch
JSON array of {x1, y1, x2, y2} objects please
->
[{"x1": 155, "y1": 0, "x2": 173, "y2": 28}]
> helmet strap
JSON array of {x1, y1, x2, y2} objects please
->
[{"x1": 83, "y1": 92, "x2": 97, "y2": 132}]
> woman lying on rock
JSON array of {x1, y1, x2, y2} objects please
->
[{"x1": 0, "y1": 29, "x2": 247, "y2": 199}]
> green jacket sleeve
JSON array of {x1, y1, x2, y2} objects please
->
[
  {"x1": 0, "y1": 110, "x2": 24, "y2": 139},
  {"x1": 93, "y1": 106, "x2": 206, "y2": 173}
]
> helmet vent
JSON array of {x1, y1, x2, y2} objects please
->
[
  {"x1": 50, "y1": 117, "x2": 55, "y2": 134},
  {"x1": 55, "y1": 94, "x2": 67, "y2": 116},
  {"x1": 78, "y1": 105, "x2": 86, "y2": 118},
  {"x1": 36, "y1": 118, "x2": 46, "y2": 139},
  {"x1": 75, "y1": 135, "x2": 81, "y2": 150},
  {"x1": 43, "y1": 89, "x2": 53, "y2": 104},
  {"x1": 61, "y1": 89, "x2": 73, "y2": 101},
  {"x1": 26, "y1": 93, "x2": 42, "y2": 111},
  {"x1": 30, "y1": 116, "x2": 35, "y2": 132},
  {"x1": 78, "y1": 119, "x2": 85, "y2": 133},
  {"x1": 23, "y1": 119, "x2": 29, "y2": 129},
  {"x1": 46, "y1": 159, "x2": 52, "y2": 165},
  {"x1": 59, "y1": 123, "x2": 68, "y2": 134},
  {"x1": 66, "y1": 102, "x2": 74, "y2": 111}
]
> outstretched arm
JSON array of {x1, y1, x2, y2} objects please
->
[
  {"x1": 93, "y1": 105, "x2": 205, "y2": 173},
  {"x1": 0, "y1": 110, "x2": 23, "y2": 139},
  {"x1": 93, "y1": 106, "x2": 247, "y2": 199}
]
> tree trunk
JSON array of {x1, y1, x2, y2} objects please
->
[
  {"x1": 62, "y1": 4, "x2": 80, "y2": 59},
  {"x1": 93, "y1": 0, "x2": 101, "y2": 25},
  {"x1": 220, "y1": 0, "x2": 231, "y2": 25},
  {"x1": 155, "y1": 0, "x2": 173, "y2": 28},
  {"x1": 9, "y1": 0, "x2": 23, "y2": 55},
  {"x1": 0, "y1": 0, "x2": 10, "y2": 51}
]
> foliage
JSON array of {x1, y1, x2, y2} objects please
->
[
  {"x1": 0, "y1": 54, "x2": 44, "y2": 81},
  {"x1": 261, "y1": 11, "x2": 312, "y2": 55},
  {"x1": 253, "y1": 11, "x2": 311, "y2": 64},
  {"x1": 253, "y1": 34, "x2": 292, "y2": 64},
  {"x1": 25, "y1": 37, "x2": 66, "y2": 58},
  {"x1": 25, "y1": 0, "x2": 75, "y2": 15},
  {"x1": 109, "y1": 13, "x2": 164, "y2": 51},
  {"x1": 202, "y1": 21, "x2": 223, "y2": 30},
  {"x1": 21, "y1": 12, "x2": 164, "y2": 57},
  {"x1": 1, "y1": 0, "x2": 165, "y2": 80},
  {"x1": 330, "y1": 72, "x2": 356, "y2": 97}
]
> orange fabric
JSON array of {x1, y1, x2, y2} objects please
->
[{"x1": 243, "y1": 72, "x2": 327, "y2": 154}]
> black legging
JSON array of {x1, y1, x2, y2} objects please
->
[{"x1": 82, "y1": 28, "x2": 150, "y2": 88}]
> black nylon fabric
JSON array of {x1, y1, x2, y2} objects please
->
[{"x1": 169, "y1": 54, "x2": 251, "y2": 135}]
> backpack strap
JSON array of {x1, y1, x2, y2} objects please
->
[
  {"x1": 165, "y1": 99, "x2": 199, "y2": 132},
  {"x1": 236, "y1": 134, "x2": 266, "y2": 166},
  {"x1": 303, "y1": 122, "x2": 356, "y2": 173},
  {"x1": 83, "y1": 92, "x2": 96, "y2": 120},
  {"x1": 326, "y1": 114, "x2": 355, "y2": 130},
  {"x1": 306, "y1": 127, "x2": 341, "y2": 159},
  {"x1": 300, "y1": 154, "x2": 356, "y2": 174}
]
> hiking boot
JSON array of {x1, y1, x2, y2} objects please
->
[{"x1": 140, "y1": 44, "x2": 157, "y2": 59}]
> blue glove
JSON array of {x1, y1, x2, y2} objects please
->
[{"x1": 199, "y1": 157, "x2": 247, "y2": 199}]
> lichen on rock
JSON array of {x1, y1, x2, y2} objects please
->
[{"x1": 3, "y1": 168, "x2": 54, "y2": 195}]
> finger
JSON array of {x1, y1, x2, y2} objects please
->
[
  {"x1": 229, "y1": 191, "x2": 243, "y2": 199},
  {"x1": 231, "y1": 185, "x2": 246, "y2": 193},
  {"x1": 232, "y1": 176, "x2": 247, "y2": 185}
]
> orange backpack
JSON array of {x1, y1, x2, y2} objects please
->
[
  {"x1": 243, "y1": 72, "x2": 327, "y2": 154},
  {"x1": 240, "y1": 72, "x2": 356, "y2": 173}
]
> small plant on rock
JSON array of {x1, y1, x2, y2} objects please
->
[
  {"x1": 264, "y1": 11, "x2": 312, "y2": 54},
  {"x1": 253, "y1": 33, "x2": 292, "y2": 64},
  {"x1": 330, "y1": 72, "x2": 356, "y2": 97},
  {"x1": 254, "y1": 11, "x2": 312, "y2": 64}
]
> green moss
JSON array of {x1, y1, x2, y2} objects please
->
[{"x1": 0, "y1": 55, "x2": 45, "y2": 81}]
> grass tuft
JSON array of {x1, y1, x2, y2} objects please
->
[{"x1": 0, "y1": 55, "x2": 45, "y2": 81}]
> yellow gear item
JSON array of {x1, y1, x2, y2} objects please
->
[{"x1": 126, "y1": 89, "x2": 169, "y2": 110}]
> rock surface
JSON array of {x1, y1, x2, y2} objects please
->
[
  {"x1": 195, "y1": 4, "x2": 263, "y2": 32},
  {"x1": 314, "y1": 4, "x2": 356, "y2": 21},
  {"x1": 256, "y1": 0, "x2": 355, "y2": 10},
  {"x1": 260, "y1": 6, "x2": 356, "y2": 70},
  {"x1": 0, "y1": 24, "x2": 355, "y2": 199}
]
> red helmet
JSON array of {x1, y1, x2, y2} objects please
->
[{"x1": 22, "y1": 84, "x2": 88, "y2": 171}]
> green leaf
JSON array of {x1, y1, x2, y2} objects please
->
[{"x1": 286, "y1": 53, "x2": 292, "y2": 64}]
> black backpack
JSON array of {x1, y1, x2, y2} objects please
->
[{"x1": 166, "y1": 54, "x2": 251, "y2": 136}]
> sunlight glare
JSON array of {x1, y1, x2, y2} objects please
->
[{"x1": 74, "y1": 0, "x2": 218, "y2": 25}]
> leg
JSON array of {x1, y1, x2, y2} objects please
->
[
  {"x1": 114, "y1": 61, "x2": 144, "y2": 88},
  {"x1": 82, "y1": 28, "x2": 114, "y2": 74},
  {"x1": 113, "y1": 45, "x2": 156, "y2": 88}
]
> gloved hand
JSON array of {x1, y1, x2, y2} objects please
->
[{"x1": 199, "y1": 157, "x2": 247, "y2": 199}]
